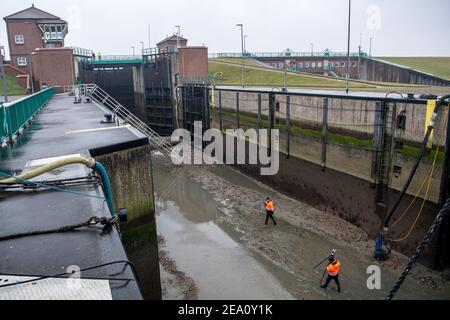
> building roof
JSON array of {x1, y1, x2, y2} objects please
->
[
  {"x1": 38, "y1": 19, "x2": 67, "y2": 24},
  {"x1": 4, "y1": 4, "x2": 61, "y2": 21},
  {"x1": 157, "y1": 35, "x2": 188, "y2": 46}
]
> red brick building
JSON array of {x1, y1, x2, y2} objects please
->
[
  {"x1": 178, "y1": 46, "x2": 208, "y2": 83},
  {"x1": 32, "y1": 48, "x2": 76, "y2": 91},
  {"x1": 4, "y1": 4, "x2": 68, "y2": 73},
  {"x1": 157, "y1": 35, "x2": 188, "y2": 54}
]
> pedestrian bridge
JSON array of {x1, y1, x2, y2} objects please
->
[{"x1": 88, "y1": 55, "x2": 144, "y2": 67}]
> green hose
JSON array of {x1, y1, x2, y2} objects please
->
[{"x1": 94, "y1": 162, "x2": 115, "y2": 216}]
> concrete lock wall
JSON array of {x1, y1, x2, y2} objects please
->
[
  {"x1": 95, "y1": 144, "x2": 161, "y2": 299},
  {"x1": 211, "y1": 89, "x2": 448, "y2": 266},
  {"x1": 359, "y1": 58, "x2": 450, "y2": 86},
  {"x1": 96, "y1": 145, "x2": 154, "y2": 219}
]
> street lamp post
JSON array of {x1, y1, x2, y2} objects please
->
[
  {"x1": 148, "y1": 24, "x2": 151, "y2": 48},
  {"x1": 131, "y1": 46, "x2": 135, "y2": 57},
  {"x1": 345, "y1": 0, "x2": 352, "y2": 93},
  {"x1": 0, "y1": 45, "x2": 8, "y2": 103},
  {"x1": 284, "y1": 63, "x2": 288, "y2": 90},
  {"x1": 369, "y1": 37, "x2": 373, "y2": 57},
  {"x1": 175, "y1": 25, "x2": 181, "y2": 52},
  {"x1": 310, "y1": 43, "x2": 314, "y2": 56},
  {"x1": 140, "y1": 41, "x2": 145, "y2": 52},
  {"x1": 236, "y1": 24, "x2": 244, "y2": 87},
  {"x1": 357, "y1": 33, "x2": 362, "y2": 79},
  {"x1": 25, "y1": 22, "x2": 34, "y2": 94},
  {"x1": 244, "y1": 35, "x2": 248, "y2": 53}
]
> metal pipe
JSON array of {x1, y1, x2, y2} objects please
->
[
  {"x1": 0, "y1": 45, "x2": 8, "y2": 103},
  {"x1": 236, "y1": 24, "x2": 245, "y2": 87},
  {"x1": 383, "y1": 95, "x2": 450, "y2": 229}
]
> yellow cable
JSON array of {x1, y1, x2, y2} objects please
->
[
  {"x1": 390, "y1": 162, "x2": 434, "y2": 229},
  {"x1": 388, "y1": 105, "x2": 449, "y2": 242},
  {"x1": 389, "y1": 149, "x2": 438, "y2": 242}
]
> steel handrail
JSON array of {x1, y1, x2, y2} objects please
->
[{"x1": 82, "y1": 84, "x2": 178, "y2": 162}]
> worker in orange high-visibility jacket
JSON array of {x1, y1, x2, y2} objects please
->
[
  {"x1": 264, "y1": 197, "x2": 277, "y2": 226},
  {"x1": 321, "y1": 256, "x2": 341, "y2": 293}
]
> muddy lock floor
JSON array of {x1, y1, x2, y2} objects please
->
[{"x1": 153, "y1": 158, "x2": 450, "y2": 300}]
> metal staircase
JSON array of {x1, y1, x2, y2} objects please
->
[{"x1": 77, "y1": 84, "x2": 178, "y2": 163}]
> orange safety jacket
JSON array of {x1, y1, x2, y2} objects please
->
[
  {"x1": 327, "y1": 260, "x2": 341, "y2": 276},
  {"x1": 265, "y1": 200, "x2": 274, "y2": 211}
]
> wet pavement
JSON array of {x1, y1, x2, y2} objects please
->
[
  {"x1": 0, "y1": 94, "x2": 144, "y2": 299},
  {"x1": 154, "y1": 158, "x2": 450, "y2": 300}
]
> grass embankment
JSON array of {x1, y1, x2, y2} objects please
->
[
  {"x1": 212, "y1": 108, "x2": 444, "y2": 163},
  {"x1": 209, "y1": 58, "x2": 450, "y2": 95},
  {"x1": 212, "y1": 58, "x2": 262, "y2": 67},
  {"x1": 0, "y1": 75, "x2": 26, "y2": 96},
  {"x1": 209, "y1": 60, "x2": 371, "y2": 88},
  {"x1": 377, "y1": 57, "x2": 450, "y2": 81}
]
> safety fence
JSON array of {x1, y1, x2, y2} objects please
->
[
  {"x1": 209, "y1": 51, "x2": 368, "y2": 59},
  {"x1": 208, "y1": 87, "x2": 448, "y2": 205},
  {"x1": 0, "y1": 87, "x2": 54, "y2": 147}
]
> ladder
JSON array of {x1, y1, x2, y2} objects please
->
[
  {"x1": 81, "y1": 84, "x2": 179, "y2": 163},
  {"x1": 375, "y1": 102, "x2": 396, "y2": 206}
]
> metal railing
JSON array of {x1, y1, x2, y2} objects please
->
[
  {"x1": 142, "y1": 48, "x2": 159, "y2": 56},
  {"x1": 72, "y1": 46, "x2": 94, "y2": 58},
  {"x1": 1, "y1": 87, "x2": 54, "y2": 147},
  {"x1": 209, "y1": 51, "x2": 368, "y2": 59},
  {"x1": 90, "y1": 55, "x2": 144, "y2": 63},
  {"x1": 180, "y1": 76, "x2": 209, "y2": 85},
  {"x1": 78, "y1": 84, "x2": 179, "y2": 163}
]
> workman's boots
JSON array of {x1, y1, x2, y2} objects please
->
[{"x1": 320, "y1": 284, "x2": 341, "y2": 293}]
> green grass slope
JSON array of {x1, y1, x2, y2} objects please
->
[
  {"x1": 209, "y1": 61, "x2": 371, "y2": 88},
  {"x1": 377, "y1": 57, "x2": 450, "y2": 80},
  {"x1": 0, "y1": 75, "x2": 27, "y2": 96}
]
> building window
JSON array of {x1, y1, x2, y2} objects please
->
[
  {"x1": 15, "y1": 35, "x2": 25, "y2": 44},
  {"x1": 305, "y1": 62, "x2": 310, "y2": 68},
  {"x1": 17, "y1": 57, "x2": 27, "y2": 66},
  {"x1": 341, "y1": 62, "x2": 346, "y2": 67},
  {"x1": 318, "y1": 62, "x2": 322, "y2": 68},
  {"x1": 311, "y1": 62, "x2": 316, "y2": 68},
  {"x1": 352, "y1": 62, "x2": 357, "y2": 67},
  {"x1": 335, "y1": 62, "x2": 340, "y2": 68},
  {"x1": 298, "y1": 62, "x2": 304, "y2": 68},
  {"x1": 46, "y1": 43, "x2": 55, "y2": 48},
  {"x1": 278, "y1": 62, "x2": 284, "y2": 69}
]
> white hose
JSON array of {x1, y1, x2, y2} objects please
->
[{"x1": 1, "y1": 156, "x2": 96, "y2": 184}]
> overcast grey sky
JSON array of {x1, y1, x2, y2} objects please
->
[{"x1": 1, "y1": 0, "x2": 450, "y2": 57}]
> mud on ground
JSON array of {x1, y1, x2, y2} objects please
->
[
  {"x1": 181, "y1": 164, "x2": 450, "y2": 297},
  {"x1": 158, "y1": 235, "x2": 199, "y2": 300}
]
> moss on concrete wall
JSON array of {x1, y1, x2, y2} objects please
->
[
  {"x1": 96, "y1": 145, "x2": 154, "y2": 221},
  {"x1": 96, "y1": 144, "x2": 161, "y2": 299}
]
